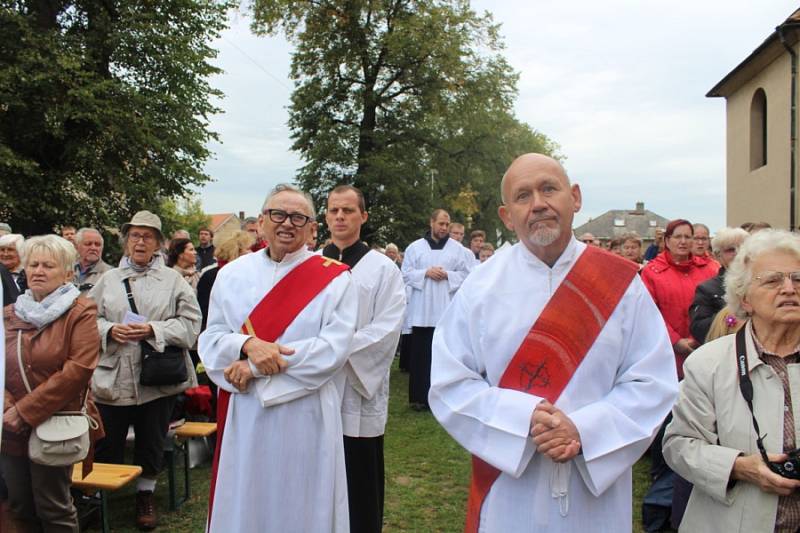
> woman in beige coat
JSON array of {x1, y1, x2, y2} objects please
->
[
  {"x1": 89, "y1": 211, "x2": 200, "y2": 530},
  {"x1": 664, "y1": 229, "x2": 800, "y2": 532}
]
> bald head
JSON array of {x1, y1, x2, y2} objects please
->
[{"x1": 501, "y1": 154, "x2": 569, "y2": 204}]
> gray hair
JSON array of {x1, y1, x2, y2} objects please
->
[
  {"x1": 23, "y1": 235, "x2": 77, "y2": 274},
  {"x1": 711, "y1": 227, "x2": 749, "y2": 257},
  {"x1": 261, "y1": 183, "x2": 317, "y2": 218},
  {"x1": 725, "y1": 229, "x2": 800, "y2": 318},
  {"x1": 241, "y1": 216, "x2": 258, "y2": 227},
  {"x1": 0, "y1": 233, "x2": 25, "y2": 263},
  {"x1": 75, "y1": 227, "x2": 104, "y2": 246}
]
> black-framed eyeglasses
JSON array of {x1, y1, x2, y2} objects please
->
[{"x1": 264, "y1": 209, "x2": 312, "y2": 228}]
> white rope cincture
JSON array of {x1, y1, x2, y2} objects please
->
[{"x1": 550, "y1": 461, "x2": 571, "y2": 517}]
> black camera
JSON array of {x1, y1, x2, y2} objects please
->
[{"x1": 767, "y1": 449, "x2": 800, "y2": 479}]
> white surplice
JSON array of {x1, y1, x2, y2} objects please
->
[
  {"x1": 402, "y1": 236, "x2": 471, "y2": 328},
  {"x1": 429, "y1": 238, "x2": 679, "y2": 533},
  {"x1": 198, "y1": 247, "x2": 358, "y2": 533},
  {"x1": 338, "y1": 250, "x2": 406, "y2": 437}
]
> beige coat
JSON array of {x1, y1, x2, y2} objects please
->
[
  {"x1": 89, "y1": 259, "x2": 200, "y2": 406},
  {"x1": 663, "y1": 321, "x2": 797, "y2": 533}
]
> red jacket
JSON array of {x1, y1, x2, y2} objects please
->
[{"x1": 641, "y1": 251, "x2": 718, "y2": 376}]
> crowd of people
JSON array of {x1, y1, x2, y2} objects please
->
[{"x1": 0, "y1": 153, "x2": 798, "y2": 533}]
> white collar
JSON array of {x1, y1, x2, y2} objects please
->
[
  {"x1": 516, "y1": 236, "x2": 584, "y2": 275},
  {"x1": 264, "y1": 246, "x2": 311, "y2": 267}
]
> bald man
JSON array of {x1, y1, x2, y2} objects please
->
[{"x1": 429, "y1": 154, "x2": 678, "y2": 532}]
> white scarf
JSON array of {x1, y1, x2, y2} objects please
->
[{"x1": 14, "y1": 283, "x2": 80, "y2": 329}]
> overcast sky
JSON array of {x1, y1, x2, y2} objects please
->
[{"x1": 200, "y1": 1, "x2": 799, "y2": 233}]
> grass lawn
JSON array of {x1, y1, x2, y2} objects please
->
[{"x1": 100, "y1": 360, "x2": 655, "y2": 531}]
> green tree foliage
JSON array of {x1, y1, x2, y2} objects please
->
[
  {"x1": 158, "y1": 194, "x2": 212, "y2": 242},
  {"x1": 0, "y1": 0, "x2": 229, "y2": 236},
  {"x1": 252, "y1": 0, "x2": 559, "y2": 247}
]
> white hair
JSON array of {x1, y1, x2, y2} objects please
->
[
  {"x1": 75, "y1": 227, "x2": 104, "y2": 246},
  {"x1": 725, "y1": 229, "x2": 800, "y2": 318},
  {"x1": 0, "y1": 233, "x2": 26, "y2": 264},
  {"x1": 261, "y1": 183, "x2": 317, "y2": 218},
  {"x1": 24, "y1": 235, "x2": 77, "y2": 274},
  {"x1": 710, "y1": 227, "x2": 749, "y2": 257}
]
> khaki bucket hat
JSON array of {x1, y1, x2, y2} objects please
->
[{"x1": 121, "y1": 210, "x2": 163, "y2": 241}]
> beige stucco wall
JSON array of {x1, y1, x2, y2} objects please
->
[
  {"x1": 213, "y1": 217, "x2": 242, "y2": 247},
  {"x1": 725, "y1": 48, "x2": 796, "y2": 229}
]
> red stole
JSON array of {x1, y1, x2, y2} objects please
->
[
  {"x1": 464, "y1": 246, "x2": 638, "y2": 533},
  {"x1": 207, "y1": 254, "x2": 348, "y2": 526}
]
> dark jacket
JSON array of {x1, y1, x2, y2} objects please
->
[
  {"x1": 0, "y1": 264, "x2": 19, "y2": 306},
  {"x1": 689, "y1": 269, "x2": 725, "y2": 345},
  {"x1": 196, "y1": 244, "x2": 216, "y2": 270}
]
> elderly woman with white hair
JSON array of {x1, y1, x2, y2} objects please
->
[
  {"x1": 0, "y1": 234, "x2": 26, "y2": 292},
  {"x1": 689, "y1": 227, "x2": 750, "y2": 344},
  {"x1": 2, "y1": 235, "x2": 103, "y2": 532},
  {"x1": 663, "y1": 229, "x2": 800, "y2": 533}
]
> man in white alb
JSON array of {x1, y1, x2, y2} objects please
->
[
  {"x1": 322, "y1": 185, "x2": 405, "y2": 533},
  {"x1": 402, "y1": 209, "x2": 471, "y2": 410},
  {"x1": 429, "y1": 154, "x2": 679, "y2": 532},
  {"x1": 199, "y1": 184, "x2": 358, "y2": 532}
]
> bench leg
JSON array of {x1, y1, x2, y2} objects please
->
[
  {"x1": 183, "y1": 440, "x2": 191, "y2": 506},
  {"x1": 165, "y1": 447, "x2": 177, "y2": 511},
  {"x1": 100, "y1": 490, "x2": 109, "y2": 533}
]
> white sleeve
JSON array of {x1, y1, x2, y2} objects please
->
[
  {"x1": 401, "y1": 244, "x2": 427, "y2": 290},
  {"x1": 254, "y1": 273, "x2": 358, "y2": 406},
  {"x1": 429, "y1": 291, "x2": 542, "y2": 477},
  {"x1": 569, "y1": 277, "x2": 679, "y2": 496},
  {"x1": 445, "y1": 247, "x2": 471, "y2": 293},
  {"x1": 198, "y1": 272, "x2": 251, "y2": 394},
  {"x1": 347, "y1": 264, "x2": 406, "y2": 399}
]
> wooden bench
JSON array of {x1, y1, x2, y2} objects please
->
[
  {"x1": 71, "y1": 463, "x2": 142, "y2": 533},
  {"x1": 165, "y1": 422, "x2": 217, "y2": 510}
]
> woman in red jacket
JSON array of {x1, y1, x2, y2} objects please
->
[
  {"x1": 640, "y1": 218, "x2": 718, "y2": 531},
  {"x1": 641, "y1": 219, "x2": 718, "y2": 378}
]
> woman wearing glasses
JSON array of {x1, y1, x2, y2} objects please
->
[
  {"x1": 641, "y1": 219, "x2": 720, "y2": 377},
  {"x1": 640, "y1": 218, "x2": 719, "y2": 530},
  {"x1": 664, "y1": 229, "x2": 800, "y2": 533},
  {"x1": 89, "y1": 211, "x2": 201, "y2": 530}
]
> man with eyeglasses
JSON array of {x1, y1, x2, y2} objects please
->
[
  {"x1": 322, "y1": 185, "x2": 406, "y2": 533},
  {"x1": 73, "y1": 227, "x2": 111, "y2": 293},
  {"x1": 402, "y1": 208, "x2": 471, "y2": 410},
  {"x1": 199, "y1": 184, "x2": 358, "y2": 532}
]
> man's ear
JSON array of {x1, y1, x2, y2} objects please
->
[{"x1": 498, "y1": 204, "x2": 514, "y2": 231}]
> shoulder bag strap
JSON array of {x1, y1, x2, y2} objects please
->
[
  {"x1": 16, "y1": 330, "x2": 89, "y2": 416},
  {"x1": 122, "y1": 278, "x2": 139, "y2": 314}
]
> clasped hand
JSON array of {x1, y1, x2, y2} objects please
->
[
  {"x1": 425, "y1": 266, "x2": 448, "y2": 281},
  {"x1": 110, "y1": 323, "x2": 153, "y2": 343},
  {"x1": 3, "y1": 406, "x2": 26, "y2": 433},
  {"x1": 530, "y1": 400, "x2": 582, "y2": 463},
  {"x1": 224, "y1": 338, "x2": 295, "y2": 392}
]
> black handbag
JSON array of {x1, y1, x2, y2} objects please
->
[{"x1": 123, "y1": 278, "x2": 188, "y2": 386}]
